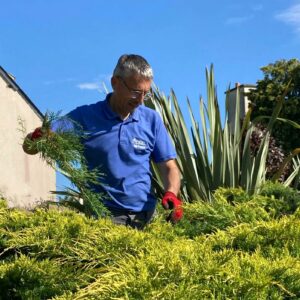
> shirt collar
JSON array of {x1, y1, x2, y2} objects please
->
[
  {"x1": 130, "y1": 106, "x2": 140, "y2": 122},
  {"x1": 103, "y1": 93, "x2": 140, "y2": 122},
  {"x1": 103, "y1": 93, "x2": 119, "y2": 120}
]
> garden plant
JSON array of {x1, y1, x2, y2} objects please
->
[
  {"x1": 147, "y1": 66, "x2": 300, "y2": 202},
  {"x1": 2, "y1": 66, "x2": 299, "y2": 299},
  {"x1": 0, "y1": 182, "x2": 300, "y2": 299}
]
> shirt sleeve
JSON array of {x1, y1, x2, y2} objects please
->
[
  {"x1": 151, "y1": 113, "x2": 177, "y2": 163},
  {"x1": 51, "y1": 109, "x2": 83, "y2": 134}
]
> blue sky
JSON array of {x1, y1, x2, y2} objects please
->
[{"x1": 1, "y1": 0, "x2": 300, "y2": 189}]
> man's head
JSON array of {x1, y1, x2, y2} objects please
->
[
  {"x1": 113, "y1": 54, "x2": 153, "y2": 80},
  {"x1": 110, "y1": 54, "x2": 153, "y2": 117}
]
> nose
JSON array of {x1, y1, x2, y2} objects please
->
[{"x1": 131, "y1": 93, "x2": 144, "y2": 102}]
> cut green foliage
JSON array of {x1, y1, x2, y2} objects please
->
[{"x1": 20, "y1": 112, "x2": 108, "y2": 218}]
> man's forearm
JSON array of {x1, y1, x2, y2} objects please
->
[
  {"x1": 158, "y1": 159, "x2": 181, "y2": 196},
  {"x1": 163, "y1": 167, "x2": 180, "y2": 195}
]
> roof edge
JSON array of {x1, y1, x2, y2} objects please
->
[
  {"x1": 0, "y1": 66, "x2": 44, "y2": 120},
  {"x1": 225, "y1": 84, "x2": 256, "y2": 94}
]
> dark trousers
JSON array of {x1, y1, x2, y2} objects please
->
[{"x1": 107, "y1": 206, "x2": 156, "y2": 230}]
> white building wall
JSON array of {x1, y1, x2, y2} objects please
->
[
  {"x1": 0, "y1": 75, "x2": 56, "y2": 208},
  {"x1": 226, "y1": 84, "x2": 256, "y2": 132}
]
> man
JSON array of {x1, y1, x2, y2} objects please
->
[{"x1": 23, "y1": 54, "x2": 183, "y2": 229}]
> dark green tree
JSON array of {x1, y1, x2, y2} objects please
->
[{"x1": 249, "y1": 58, "x2": 300, "y2": 153}]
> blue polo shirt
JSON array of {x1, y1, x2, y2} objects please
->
[{"x1": 60, "y1": 94, "x2": 176, "y2": 212}]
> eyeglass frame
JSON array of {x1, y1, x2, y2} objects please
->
[{"x1": 117, "y1": 76, "x2": 152, "y2": 100}]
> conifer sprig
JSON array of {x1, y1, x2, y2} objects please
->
[{"x1": 21, "y1": 111, "x2": 109, "y2": 218}]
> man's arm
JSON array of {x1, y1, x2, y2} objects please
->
[
  {"x1": 157, "y1": 159, "x2": 181, "y2": 195},
  {"x1": 157, "y1": 159, "x2": 183, "y2": 223}
]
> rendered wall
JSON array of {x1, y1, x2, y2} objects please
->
[
  {"x1": 0, "y1": 76, "x2": 56, "y2": 208},
  {"x1": 226, "y1": 85, "x2": 255, "y2": 132}
]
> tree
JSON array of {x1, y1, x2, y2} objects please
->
[{"x1": 248, "y1": 59, "x2": 300, "y2": 153}]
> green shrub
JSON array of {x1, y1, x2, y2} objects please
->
[
  {"x1": 259, "y1": 181, "x2": 300, "y2": 214},
  {"x1": 0, "y1": 183, "x2": 300, "y2": 299},
  {"x1": 0, "y1": 255, "x2": 81, "y2": 300},
  {"x1": 208, "y1": 216, "x2": 300, "y2": 257},
  {"x1": 157, "y1": 186, "x2": 294, "y2": 239}
]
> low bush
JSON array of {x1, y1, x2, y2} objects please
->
[
  {"x1": 0, "y1": 183, "x2": 299, "y2": 299},
  {"x1": 259, "y1": 181, "x2": 300, "y2": 214}
]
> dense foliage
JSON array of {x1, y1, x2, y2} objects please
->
[
  {"x1": 20, "y1": 113, "x2": 108, "y2": 218},
  {"x1": 147, "y1": 67, "x2": 300, "y2": 202},
  {"x1": 248, "y1": 58, "x2": 300, "y2": 153},
  {"x1": 1, "y1": 182, "x2": 300, "y2": 299},
  {"x1": 249, "y1": 123, "x2": 290, "y2": 181}
]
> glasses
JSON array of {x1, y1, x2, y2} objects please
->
[{"x1": 119, "y1": 77, "x2": 152, "y2": 101}]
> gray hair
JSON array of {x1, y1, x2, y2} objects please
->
[{"x1": 113, "y1": 54, "x2": 153, "y2": 80}]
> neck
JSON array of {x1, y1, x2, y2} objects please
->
[{"x1": 109, "y1": 93, "x2": 130, "y2": 120}]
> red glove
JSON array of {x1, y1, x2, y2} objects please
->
[
  {"x1": 30, "y1": 127, "x2": 44, "y2": 141},
  {"x1": 23, "y1": 127, "x2": 50, "y2": 155},
  {"x1": 161, "y1": 191, "x2": 183, "y2": 223}
]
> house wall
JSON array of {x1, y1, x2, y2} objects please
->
[
  {"x1": 0, "y1": 76, "x2": 56, "y2": 208},
  {"x1": 226, "y1": 85, "x2": 255, "y2": 132}
]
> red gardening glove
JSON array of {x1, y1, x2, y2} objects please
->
[
  {"x1": 30, "y1": 127, "x2": 53, "y2": 140},
  {"x1": 161, "y1": 191, "x2": 183, "y2": 223},
  {"x1": 23, "y1": 127, "x2": 51, "y2": 155},
  {"x1": 30, "y1": 127, "x2": 44, "y2": 141}
]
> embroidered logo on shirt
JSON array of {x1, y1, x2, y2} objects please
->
[{"x1": 132, "y1": 137, "x2": 147, "y2": 150}]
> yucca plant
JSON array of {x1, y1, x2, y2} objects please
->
[{"x1": 147, "y1": 66, "x2": 300, "y2": 202}]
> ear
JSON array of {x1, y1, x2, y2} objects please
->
[{"x1": 111, "y1": 76, "x2": 118, "y2": 90}]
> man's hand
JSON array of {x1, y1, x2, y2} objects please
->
[
  {"x1": 22, "y1": 127, "x2": 50, "y2": 155},
  {"x1": 161, "y1": 191, "x2": 183, "y2": 223},
  {"x1": 30, "y1": 127, "x2": 44, "y2": 140}
]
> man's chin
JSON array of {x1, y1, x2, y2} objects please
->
[{"x1": 128, "y1": 102, "x2": 139, "y2": 112}]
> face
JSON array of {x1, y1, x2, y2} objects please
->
[{"x1": 111, "y1": 75, "x2": 152, "y2": 116}]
